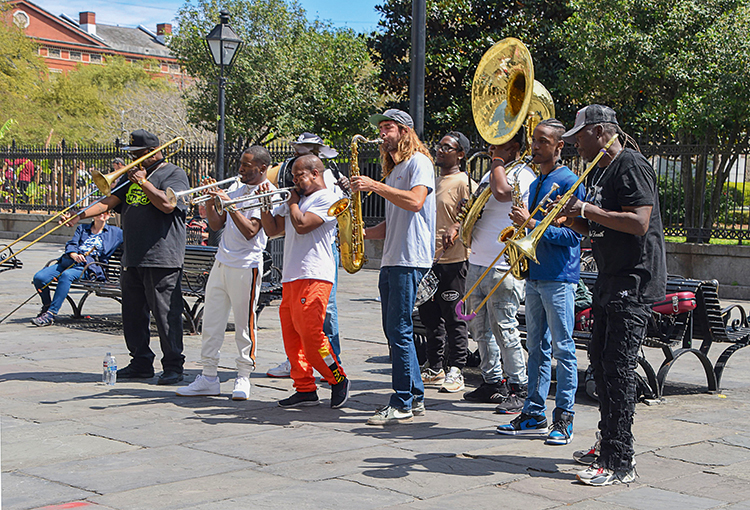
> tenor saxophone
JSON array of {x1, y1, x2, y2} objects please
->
[{"x1": 327, "y1": 134, "x2": 379, "y2": 274}]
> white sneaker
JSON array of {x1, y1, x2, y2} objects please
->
[
  {"x1": 176, "y1": 374, "x2": 220, "y2": 396},
  {"x1": 367, "y1": 405, "x2": 414, "y2": 425},
  {"x1": 266, "y1": 359, "x2": 291, "y2": 378},
  {"x1": 440, "y1": 367, "x2": 465, "y2": 393},
  {"x1": 232, "y1": 376, "x2": 251, "y2": 400}
]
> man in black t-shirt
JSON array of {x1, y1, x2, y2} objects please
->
[
  {"x1": 560, "y1": 105, "x2": 666, "y2": 486},
  {"x1": 68, "y1": 129, "x2": 189, "y2": 385}
]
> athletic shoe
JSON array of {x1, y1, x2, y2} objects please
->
[
  {"x1": 440, "y1": 367, "x2": 465, "y2": 393},
  {"x1": 232, "y1": 376, "x2": 251, "y2": 400},
  {"x1": 31, "y1": 311, "x2": 55, "y2": 327},
  {"x1": 278, "y1": 390, "x2": 320, "y2": 407},
  {"x1": 421, "y1": 367, "x2": 445, "y2": 386},
  {"x1": 573, "y1": 432, "x2": 601, "y2": 465},
  {"x1": 176, "y1": 374, "x2": 220, "y2": 396},
  {"x1": 546, "y1": 409, "x2": 574, "y2": 445},
  {"x1": 36, "y1": 304, "x2": 50, "y2": 318},
  {"x1": 367, "y1": 405, "x2": 413, "y2": 425},
  {"x1": 496, "y1": 412, "x2": 548, "y2": 435},
  {"x1": 330, "y1": 377, "x2": 350, "y2": 408},
  {"x1": 494, "y1": 394, "x2": 525, "y2": 414},
  {"x1": 266, "y1": 359, "x2": 291, "y2": 378},
  {"x1": 577, "y1": 464, "x2": 636, "y2": 486},
  {"x1": 412, "y1": 400, "x2": 425, "y2": 416},
  {"x1": 463, "y1": 380, "x2": 509, "y2": 403}
]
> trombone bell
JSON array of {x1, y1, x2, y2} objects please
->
[{"x1": 508, "y1": 234, "x2": 539, "y2": 265}]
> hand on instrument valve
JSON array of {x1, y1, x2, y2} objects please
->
[
  {"x1": 337, "y1": 175, "x2": 351, "y2": 194},
  {"x1": 287, "y1": 188, "x2": 301, "y2": 206},
  {"x1": 509, "y1": 203, "x2": 532, "y2": 228},
  {"x1": 559, "y1": 195, "x2": 583, "y2": 222},
  {"x1": 443, "y1": 223, "x2": 460, "y2": 248},
  {"x1": 488, "y1": 144, "x2": 515, "y2": 165},
  {"x1": 350, "y1": 175, "x2": 376, "y2": 193}
]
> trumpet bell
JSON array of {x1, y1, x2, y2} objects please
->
[{"x1": 472, "y1": 37, "x2": 534, "y2": 145}]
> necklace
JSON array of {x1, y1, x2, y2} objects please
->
[{"x1": 590, "y1": 146, "x2": 624, "y2": 191}]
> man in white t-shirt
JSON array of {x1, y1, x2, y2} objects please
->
[
  {"x1": 259, "y1": 154, "x2": 350, "y2": 409},
  {"x1": 177, "y1": 146, "x2": 273, "y2": 401},
  {"x1": 446, "y1": 129, "x2": 533, "y2": 413},
  {"x1": 351, "y1": 109, "x2": 436, "y2": 426}
]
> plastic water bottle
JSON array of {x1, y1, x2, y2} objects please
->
[
  {"x1": 107, "y1": 354, "x2": 117, "y2": 386},
  {"x1": 103, "y1": 352, "x2": 110, "y2": 384}
]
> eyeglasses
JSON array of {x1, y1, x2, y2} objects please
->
[{"x1": 434, "y1": 144, "x2": 459, "y2": 153}]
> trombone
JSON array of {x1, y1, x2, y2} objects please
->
[
  {"x1": 166, "y1": 176, "x2": 240, "y2": 207},
  {"x1": 456, "y1": 134, "x2": 618, "y2": 320},
  {"x1": 215, "y1": 188, "x2": 292, "y2": 214},
  {"x1": 0, "y1": 137, "x2": 184, "y2": 265}
]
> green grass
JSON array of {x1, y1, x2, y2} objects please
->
[{"x1": 665, "y1": 235, "x2": 745, "y2": 245}]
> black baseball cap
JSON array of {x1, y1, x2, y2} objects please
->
[
  {"x1": 562, "y1": 105, "x2": 619, "y2": 143},
  {"x1": 369, "y1": 109, "x2": 414, "y2": 129},
  {"x1": 123, "y1": 129, "x2": 160, "y2": 152},
  {"x1": 445, "y1": 131, "x2": 470, "y2": 153}
]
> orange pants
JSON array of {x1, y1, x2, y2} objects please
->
[{"x1": 279, "y1": 279, "x2": 346, "y2": 392}]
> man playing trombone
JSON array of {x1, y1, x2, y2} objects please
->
[
  {"x1": 65, "y1": 129, "x2": 190, "y2": 386},
  {"x1": 177, "y1": 146, "x2": 274, "y2": 400}
]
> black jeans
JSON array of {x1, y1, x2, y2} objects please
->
[
  {"x1": 417, "y1": 260, "x2": 469, "y2": 370},
  {"x1": 590, "y1": 277, "x2": 651, "y2": 470},
  {"x1": 121, "y1": 266, "x2": 185, "y2": 373}
]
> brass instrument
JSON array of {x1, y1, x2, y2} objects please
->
[
  {"x1": 500, "y1": 177, "x2": 530, "y2": 279},
  {"x1": 460, "y1": 37, "x2": 554, "y2": 251},
  {"x1": 215, "y1": 188, "x2": 292, "y2": 214},
  {"x1": 327, "y1": 134, "x2": 379, "y2": 274},
  {"x1": 0, "y1": 137, "x2": 185, "y2": 266},
  {"x1": 92, "y1": 137, "x2": 185, "y2": 196},
  {"x1": 456, "y1": 134, "x2": 619, "y2": 321},
  {"x1": 166, "y1": 176, "x2": 240, "y2": 207}
]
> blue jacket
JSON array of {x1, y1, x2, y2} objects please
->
[
  {"x1": 526, "y1": 166, "x2": 584, "y2": 283},
  {"x1": 62, "y1": 222, "x2": 123, "y2": 281}
]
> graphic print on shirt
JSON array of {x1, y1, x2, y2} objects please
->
[{"x1": 125, "y1": 183, "x2": 150, "y2": 206}]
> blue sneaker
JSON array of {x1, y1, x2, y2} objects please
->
[
  {"x1": 31, "y1": 310, "x2": 55, "y2": 327},
  {"x1": 546, "y1": 409, "x2": 574, "y2": 445},
  {"x1": 496, "y1": 412, "x2": 548, "y2": 435}
]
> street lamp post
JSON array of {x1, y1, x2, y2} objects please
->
[{"x1": 204, "y1": 9, "x2": 243, "y2": 181}]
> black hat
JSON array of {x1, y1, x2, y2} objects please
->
[
  {"x1": 562, "y1": 105, "x2": 619, "y2": 143},
  {"x1": 369, "y1": 108, "x2": 414, "y2": 129},
  {"x1": 123, "y1": 129, "x2": 160, "y2": 152},
  {"x1": 446, "y1": 131, "x2": 470, "y2": 153}
]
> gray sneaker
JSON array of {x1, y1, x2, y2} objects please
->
[{"x1": 367, "y1": 405, "x2": 414, "y2": 425}]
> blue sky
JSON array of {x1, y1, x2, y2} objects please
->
[{"x1": 34, "y1": 0, "x2": 382, "y2": 32}]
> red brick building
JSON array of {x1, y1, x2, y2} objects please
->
[{"x1": 5, "y1": 0, "x2": 186, "y2": 83}]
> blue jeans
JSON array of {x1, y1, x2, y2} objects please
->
[
  {"x1": 379, "y1": 266, "x2": 427, "y2": 410},
  {"x1": 466, "y1": 263, "x2": 527, "y2": 385},
  {"x1": 33, "y1": 256, "x2": 85, "y2": 314},
  {"x1": 523, "y1": 280, "x2": 578, "y2": 418},
  {"x1": 324, "y1": 243, "x2": 340, "y2": 361}
]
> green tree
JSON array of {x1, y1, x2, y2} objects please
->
[
  {"x1": 170, "y1": 0, "x2": 380, "y2": 146},
  {"x1": 368, "y1": 0, "x2": 573, "y2": 139},
  {"x1": 561, "y1": 0, "x2": 750, "y2": 240}
]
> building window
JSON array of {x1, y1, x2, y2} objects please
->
[
  {"x1": 169, "y1": 64, "x2": 180, "y2": 74},
  {"x1": 90, "y1": 54, "x2": 102, "y2": 64},
  {"x1": 48, "y1": 48, "x2": 61, "y2": 58},
  {"x1": 13, "y1": 10, "x2": 30, "y2": 29},
  {"x1": 70, "y1": 51, "x2": 82, "y2": 61}
]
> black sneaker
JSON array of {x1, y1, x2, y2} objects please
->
[
  {"x1": 330, "y1": 378, "x2": 350, "y2": 409},
  {"x1": 463, "y1": 380, "x2": 508, "y2": 403},
  {"x1": 496, "y1": 412, "x2": 549, "y2": 435},
  {"x1": 117, "y1": 365, "x2": 155, "y2": 379},
  {"x1": 494, "y1": 383, "x2": 528, "y2": 414},
  {"x1": 279, "y1": 390, "x2": 320, "y2": 408}
]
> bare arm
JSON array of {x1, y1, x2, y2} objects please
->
[
  {"x1": 352, "y1": 176, "x2": 429, "y2": 212},
  {"x1": 562, "y1": 196, "x2": 653, "y2": 236},
  {"x1": 489, "y1": 161, "x2": 513, "y2": 202},
  {"x1": 364, "y1": 220, "x2": 386, "y2": 240}
]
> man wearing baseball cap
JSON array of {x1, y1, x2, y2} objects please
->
[
  {"x1": 351, "y1": 109, "x2": 436, "y2": 425},
  {"x1": 68, "y1": 129, "x2": 190, "y2": 385},
  {"x1": 559, "y1": 105, "x2": 666, "y2": 486}
]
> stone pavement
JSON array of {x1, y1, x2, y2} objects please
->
[{"x1": 2, "y1": 242, "x2": 750, "y2": 510}]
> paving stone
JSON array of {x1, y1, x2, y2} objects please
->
[
  {"x1": 379, "y1": 485, "x2": 558, "y2": 510},
  {"x1": 1, "y1": 471, "x2": 95, "y2": 510},
  {"x1": 658, "y1": 440, "x2": 750, "y2": 466},
  {"x1": 632, "y1": 417, "x2": 735, "y2": 449},
  {"x1": 22, "y1": 445, "x2": 251, "y2": 494},
  {"x1": 554, "y1": 499, "x2": 633, "y2": 510},
  {"x1": 712, "y1": 460, "x2": 750, "y2": 482},
  {"x1": 626, "y1": 451, "x2": 705, "y2": 484},
  {"x1": 342, "y1": 454, "x2": 527, "y2": 500},
  {"x1": 599, "y1": 486, "x2": 724, "y2": 510},
  {"x1": 185, "y1": 478, "x2": 413, "y2": 510},
  {"x1": 719, "y1": 433, "x2": 750, "y2": 449},
  {"x1": 653, "y1": 471, "x2": 750, "y2": 504},
  {"x1": 506, "y1": 470, "x2": 630, "y2": 503}
]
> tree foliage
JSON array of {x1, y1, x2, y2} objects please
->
[
  {"x1": 368, "y1": 0, "x2": 573, "y2": 139},
  {"x1": 561, "y1": 0, "x2": 750, "y2": 238},
  {"x1": 170, "y1": 0, "x2": 380, "y2": 146}
]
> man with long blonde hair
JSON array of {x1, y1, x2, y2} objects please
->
[{"x1": 352, "y1": 109, "x2": 435, "y2": 425}]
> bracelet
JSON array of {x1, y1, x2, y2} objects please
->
[
  {"x1": 137, "y1": 178, "x2": 147, "y2": 187},
  {"x1": 493, "y1": 157, "x2": 506, "y2": 165},
  {"x1": 580, "y1": 202, "x2": 587, "y2": 219}
]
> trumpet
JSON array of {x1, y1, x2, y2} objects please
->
[
  {"x1": 91, "y1": 137, "x2": 185, "y2": 196},
  {"x1": 166, "y1": 176, "x2": 240, "y2": 207},
  {"x1": 215, "y1": 188, "x2": 292, "y2": 214}
]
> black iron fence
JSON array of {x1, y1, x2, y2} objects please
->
[{"x1": 2, "y1": 140, "x2": 749, "y2": 242}]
